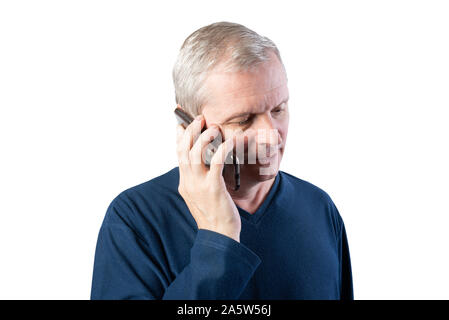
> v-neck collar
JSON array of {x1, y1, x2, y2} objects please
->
[{"x1": 236, "y1": 171, "x2": 282, "y2": 225}]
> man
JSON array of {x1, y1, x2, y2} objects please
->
[{"x1": 91, "y1": 21, "x2": 353, "y2": 299}]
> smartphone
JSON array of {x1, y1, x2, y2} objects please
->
[{"x1": 174, "y1": 106, "x2": 240, "y2": 191}]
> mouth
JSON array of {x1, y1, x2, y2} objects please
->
[
  {"x1": 234, "y1": 143, "x2": 284, "y2": 165},
  {"x1": 257, "y1": 158, "x2": 274, "y2": 166},
  {"x1": 256, "y1": 145, "x2": 282, "y2": 166}
]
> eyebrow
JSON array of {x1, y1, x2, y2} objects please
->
[{"x1": 222, "y1": 97, "x2": 290, "y2": 123}]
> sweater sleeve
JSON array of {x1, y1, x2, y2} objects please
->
[
  {"x1": 90, "y1": 200, "x2": 261, "y2": 300},
  {"x1": 338, "y1": 221, "x2": 354, "y2": 300},
  {"x1": 162, "y1": 229, "x2": 261, "y2": 299}
]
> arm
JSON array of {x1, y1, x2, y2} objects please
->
[
  {"x1": 338, "y1": 221, "x2": 354, "y2": 300},
  {"x1": 162, "y1": 228, "x2": 261, "y2": 299},
  {"x1": 90, "y1": 200, "x2": 260, "y2": 300}
]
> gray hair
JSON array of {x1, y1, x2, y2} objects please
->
[{"x1": 172, "y1": 21, "x2": 286, "y2": 117}]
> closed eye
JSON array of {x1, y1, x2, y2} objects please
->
[
  {"x1": 237, "y1": 116, "x2": 253, "y2": 125},
  {"x1": 234, "y1": 102, "x2": 287, "y2": 126},
  {"x1": 272, "y1": 103, "x2": 287, "y2": 115}
]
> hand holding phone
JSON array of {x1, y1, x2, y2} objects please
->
[
  {"x1": 174, "y1": 107, "x2": 240, "y2": 190},
  {"x1": 175, "y1": 108, "x2": 241, "y2": 242}
]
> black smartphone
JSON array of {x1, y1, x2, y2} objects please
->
[{"x1": 174, "y1": 106, "x2": 240, "y2": 191}]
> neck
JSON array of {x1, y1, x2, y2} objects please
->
[{"x1": 224, "y1": 164, "x2": 276, "y2": 214}]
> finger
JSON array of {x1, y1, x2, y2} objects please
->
[
  {"x1": 181, "y1": 115, "x2": 204, "y2": 156},
  {"x1": 209, "y1": 136, "x2": 235, "y2": 179},
  {"x1": 176, "y1": 124, "x2": 184, "y2": 143},
  {"x1": 176, "y1": 124, "x2": 189, "y2": 166},
  {"x1": 190, "y1": 125, "x2": 222, "y2": 170}
]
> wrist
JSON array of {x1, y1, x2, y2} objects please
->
[{"x1": 199, "y1": 226, "x2": 240, "y2": 243}]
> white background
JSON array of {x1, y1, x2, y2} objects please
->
[{"x1": 1, "y1": 0, "x2": 448, "y2": 299}]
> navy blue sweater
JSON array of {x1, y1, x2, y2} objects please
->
[{"x1": 91, "y1": 167, "x2": 353, "y2": 299}]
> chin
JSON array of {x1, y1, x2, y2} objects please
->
[
  {"x1": 257, "y1": 165, "x2": 278, "y2": 179},
  {"x1": 257, "y1": 153, "x2": 282, "y2": 179},
  {"x1": 256, "y1": 161, "x2": 281, "y2": 180},
  {"x1": 241, "y1": 153, "x2": 282, "y2": 181},
  {"x1": 256, "y1": 171, "x2": 277, "y2": 181}
]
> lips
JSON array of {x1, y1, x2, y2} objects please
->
[
  {"x1": 263, "y1": 144, "x2": 282, "y2": 157},
  {"x1": 268, "y1": 144, "x2": 282, "y2": 157},
  {"x1": 234, "y1": 143, "x2": 283, "y2": 165},
  {"x1": 257, "y1": 157, "x2": 275, "y2": 166},
  {"x1": 256, "y1": 145, "x2": 282, "y2": 165}
]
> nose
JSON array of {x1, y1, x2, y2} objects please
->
[{"x1": 254, "y1": 114, "x2": 282, "y2": 157}]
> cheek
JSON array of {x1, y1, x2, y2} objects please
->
[{"x1": 278, "y1": 116, "x2": 289, "y2": 144}]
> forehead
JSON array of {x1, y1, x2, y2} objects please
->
[{"x1": 202, "y1": 52, "x2": 288, "y2": 120}]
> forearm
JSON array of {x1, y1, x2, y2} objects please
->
[{"x1": 162, "y1": 229, "x2": 261, "y2": 299}]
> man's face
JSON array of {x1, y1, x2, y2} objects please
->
[{"x1": 201, "y1": 50, "x2": 289, "y2": 182}]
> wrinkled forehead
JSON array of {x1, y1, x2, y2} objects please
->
[{"x1": 202, "y1": 52, "x2": 288, "y2": 120}]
